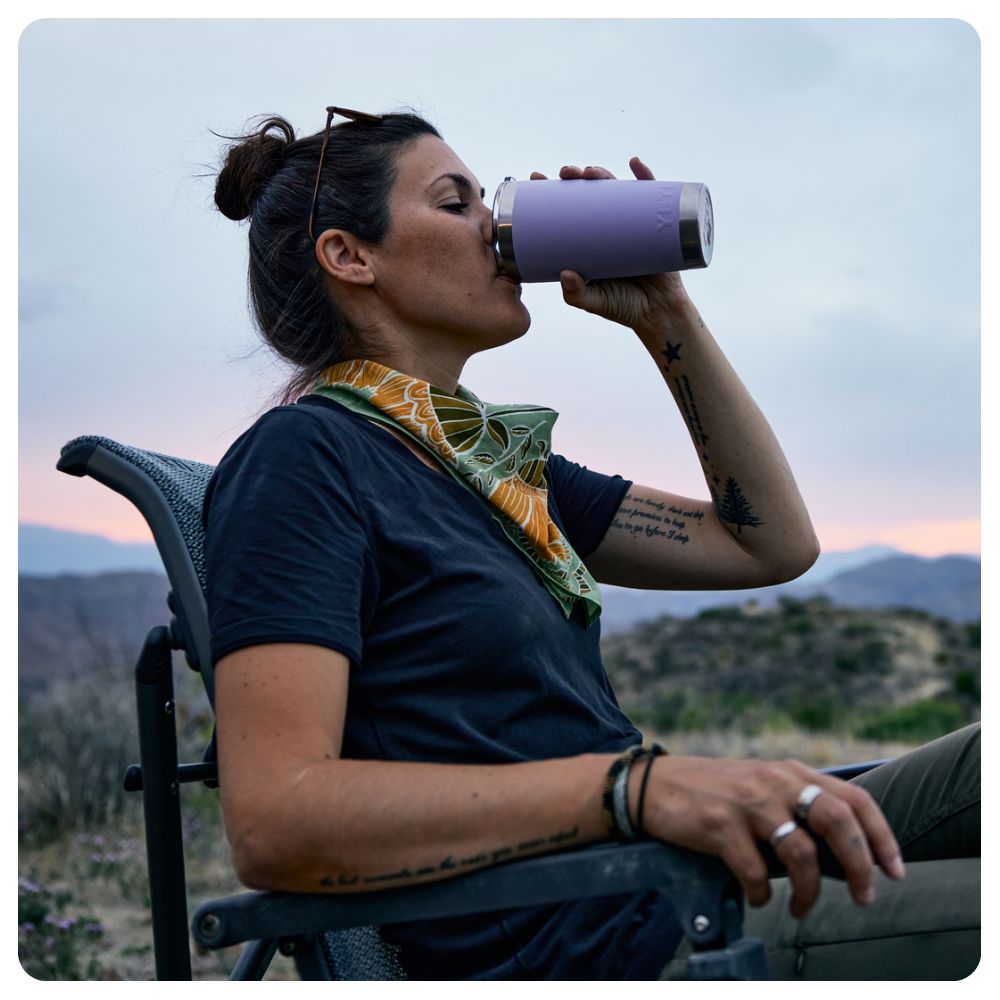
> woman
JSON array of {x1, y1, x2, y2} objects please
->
[{"x1": 204, "y1": 108, "x2": 979, "y2": 980}]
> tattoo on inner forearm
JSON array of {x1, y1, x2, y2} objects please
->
[
  {"x1": 660, "y1": 340, "x2": 682, "y2": 372},
  {"x1": 319, "y1": 824, "x2": 581, "y2": 889},
  {"x1": 674, "y1": 375, "x2": 709, "y2": 447},
  {"x1": 647, "y1": 368, "x2": 765, "y2": 536}
]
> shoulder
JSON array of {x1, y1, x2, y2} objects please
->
[
  {"x1": 204, "y1": 396, "x2": 372, "y2": 527},
  {"x1": 225, "y1": 395, "x2": 366, "y2": 458},
  {"x1": 211, "y1": 396, "x2": 375, "y2": 488}
]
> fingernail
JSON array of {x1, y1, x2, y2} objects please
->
[
  {"x1": 887, "y1": 854, "x2": 906, "y2": 880},
  {"x1": 859, "y1": 885, "x2": 876, "y2": 906}
]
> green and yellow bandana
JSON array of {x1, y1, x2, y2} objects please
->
[{"x1": 312, "y1": 358, "x2": 601, "y2": 626}]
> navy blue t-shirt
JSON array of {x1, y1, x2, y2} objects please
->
[{"x1": 203, "y1": 394, "x2": 683, "y2": 979}]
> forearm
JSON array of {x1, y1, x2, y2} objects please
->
[
  {"x1": 634, "y1": 297, "x2": 819, "y2": 570},
  {"x1": 228, "y1": 752, "x2": 613, "y2": 893}
]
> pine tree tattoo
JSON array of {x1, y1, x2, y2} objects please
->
[{"x1": 713, "y1": 476, "x2": 764, "y2": 533}]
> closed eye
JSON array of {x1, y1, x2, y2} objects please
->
[{"x1": 442, "y1": 202, "x2": 469, "y2": 213}]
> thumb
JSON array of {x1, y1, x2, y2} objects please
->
[{"x1": 559, "y1": 270, "x2": 589, "y2": 308}]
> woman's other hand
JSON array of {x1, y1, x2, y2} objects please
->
[
  {"x1": 634, "y1": 755, "x2": 907, "y2": 919},
  {"x1": 528, "y1": 159, "x2": 691, "y2": 330}
]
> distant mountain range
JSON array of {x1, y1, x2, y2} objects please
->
[
  {"x1": 19, "y1": 524, "x2": 165, "y2": 575},
  {"x1": 600, "y1": 552, "x2": 980, "y2": 632},
  {"x1": 17, "y1": 527, "x2": 980, "y2": 699}
]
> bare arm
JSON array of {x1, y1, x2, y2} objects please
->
[
  {"x1": 217, "y1": 643, "x2": 903, "y2": 917},
  {"x1": 586, "y1": 297, "x2": 819, "y2": 590},
  {"x1": 532, "y1": 160, "x2": 818, "y2": 591},
  {"x1": 216, "y1": 642, "x2": 610, "y2": 893}
]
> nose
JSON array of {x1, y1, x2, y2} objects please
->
[{"x1": 478, "y1": 200, "x2": 494, "y2": 248}]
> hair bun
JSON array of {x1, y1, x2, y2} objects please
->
[{"x1": 214, "y1": 116, "x2": 296, "y2": 222}]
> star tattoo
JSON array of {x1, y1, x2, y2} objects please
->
[{"x1": 661, "y1": 340, "x2": 682, "y2": 369}]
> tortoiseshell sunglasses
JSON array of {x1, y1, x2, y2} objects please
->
[{"x1": 307, "y1": 106, "x2": 385, "y2": 242}]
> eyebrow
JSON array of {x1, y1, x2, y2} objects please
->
[{"x1": 429, "y1": 172, "x2": 486, "y2": 200}]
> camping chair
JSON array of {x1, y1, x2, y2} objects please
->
[{"x1": 57, "y1": 434, "x2": 881, "y2": 981}]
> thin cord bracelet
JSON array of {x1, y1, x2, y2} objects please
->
[{"x1": 636, "y1": 743, "x2": 668, "y2": 835}]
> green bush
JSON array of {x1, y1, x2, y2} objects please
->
[
  {"x1": 696, "y1": 605, "x2": 744, "y2": 622},
  {"x1": 954, "y1": 670, "x2": 980, "y2": 701},
  {"x1": 855, "y1": 697, "x2": 966, "y2": 744},
  {"x1": 965, "y1": 623, "x2": 980, "y2": 649},
  {"x1": 786, "y1": 696, "x2": 840, "y2": 732}
]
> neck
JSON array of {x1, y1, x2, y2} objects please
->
[{"x1": 354, "y1": 343, "x2": 469, "y2": 396}]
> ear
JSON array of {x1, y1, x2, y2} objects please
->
[{"x1": 315, "y1": 229, "x2": 376, "y2": 286}]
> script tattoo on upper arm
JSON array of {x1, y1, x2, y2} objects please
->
[{"x1": 610, "y1": 492, "x2": 705, "y2": 546}]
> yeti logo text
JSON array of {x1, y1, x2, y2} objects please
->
[{"x1": 656, "y1": 187, "x2": 674, "y2": 232}]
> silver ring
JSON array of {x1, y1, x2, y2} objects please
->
[
  {"x1": 796, "y1": 784, "x2": 824, "y2": 822},
  {"x1": 769, "y1": 820, "x2": 798, "y2": 848}
]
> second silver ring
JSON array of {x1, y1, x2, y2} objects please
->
[{"x1": 769, "y1": 819, "x2": 799, "y2": 848}]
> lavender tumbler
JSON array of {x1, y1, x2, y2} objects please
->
[{"x1": 492, "y1": 178, "x2": 713, "y2": 283}]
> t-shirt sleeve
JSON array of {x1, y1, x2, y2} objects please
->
[
  {"x1": 544, "y1": 453, "x2": 632, "y2": 559},
  {"x1": 203, "y1": 407, "x2": 377, "y2": 670}
]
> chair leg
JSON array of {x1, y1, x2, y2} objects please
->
[
  {"x1": 135, "y1": 626, "x2": 192, "y2": 980},
  {"x1": 228, "y1": 939, "x2": 279, "y2": 980}
]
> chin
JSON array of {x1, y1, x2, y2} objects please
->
[{"x1": 468, "y1": 307, "x2": 531, "y2": 353}]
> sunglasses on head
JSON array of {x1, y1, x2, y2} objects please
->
[{"x1": 308, "y1": 106, "x2": 385, "y2": 242}]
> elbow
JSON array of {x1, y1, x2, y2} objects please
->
[
  {"x1": 767, "y1": 533, "x2": 821, "y2": 585},
  {"x1": 226, "y1": 815, "x2": 292, "y2": 892},
  {"x1": 224, "y1": 798, "x2": 330, "y2": 893}
]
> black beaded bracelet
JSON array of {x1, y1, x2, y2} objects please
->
[
  {"x1": 601, "y1": 743, "x2": 668, "y2": 841},
  {"x1": 601, "y1": 745, "x2": 644, "y2": 839}
]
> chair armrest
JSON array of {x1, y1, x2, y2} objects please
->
[{"x1": 192, "y1": 840, "x2": 740, "y2": 952}]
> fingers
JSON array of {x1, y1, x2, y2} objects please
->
[
  {"x1": 537, "y1": 160, "x2": 654, "y2": 181},
  {"x1": 798, "y1": 792, "x2": 877, "y2": 906},
  {"x1": 770, "y1": 827, "x2": 821, "y2": 919},
  {"x1": 629, "y1": 156, "x2": 656, "y2": 180},
  {"x1": 794, "y1": 779, "x2": 903, "y2": 907},
  {"x1": 558, "y1": 164, "x2": 617, "y2": 180},
  {"x1": 719, "y1": 833, "x2": 772, "y2": 909},
  {"x1": 835, "y1": 781, "x2": 906, "y2": 881}
]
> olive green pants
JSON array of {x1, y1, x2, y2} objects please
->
[{"x1": 661, "y1": 724, "x2": 981, "y2": 980}]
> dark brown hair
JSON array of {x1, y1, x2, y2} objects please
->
[{"x1": 214, "y1": 110, "x2": 441, "y2": 402}]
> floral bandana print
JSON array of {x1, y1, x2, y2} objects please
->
[{"x1": 312, "y1": 358, "x2": 601, "y2": 626}]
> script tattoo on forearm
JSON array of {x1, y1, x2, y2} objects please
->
[
  {"x1": 319, "y1": 825, "x2": 581, "y2": 889},
  {"x1": 651, "y1": 357, "x2": 765, "y2": 536},
  {"x1": 611, "y1": 492, "x2": 705, "y2": 545}
]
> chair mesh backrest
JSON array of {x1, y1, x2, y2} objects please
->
[
  {"x1": 61, "y1": 434, "x2": 407, "y2": 981},
  {"x1": 320, "y1": 927, "x2": 406, "y2": 980},
  {"x1": 65, "y1": 435, "x2": 215, "y2": 589}
]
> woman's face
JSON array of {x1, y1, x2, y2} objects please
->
[{"x1": 366, "y1": 135, "x2": 531, "y2": 354}]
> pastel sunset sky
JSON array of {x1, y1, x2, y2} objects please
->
[{"x1": 18, "y1": 17, "x2": 981, "y2": 558}]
